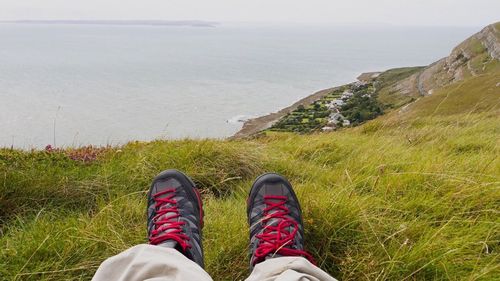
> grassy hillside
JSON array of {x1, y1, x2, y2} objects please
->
[
  {"x1": 375, "y1": 67, "x2": 424, "y2": 109},
  {"x1": 1, "y1": 23, "x2": 499, "y2": 281},
  {"x1": 400, "y1": 62, "x2": 499, "y2": 118},
  {"x1": 417, "y1": 22, "x2": 499, "y2": 97},
  {"x1": 1, "y1": 88, "x2": 499, "y2": 280}
]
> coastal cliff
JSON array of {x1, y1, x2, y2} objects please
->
[{"x1": 234, "y1": 22, "x2": 500, "y2": 138}]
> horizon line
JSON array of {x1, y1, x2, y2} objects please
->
[{"x1": 0, "y1": 19, "x2": 489, "y2": 28}]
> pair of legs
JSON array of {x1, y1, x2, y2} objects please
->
[{"x1": 92, "y1": 170, "x2": 336, "y2": 281}]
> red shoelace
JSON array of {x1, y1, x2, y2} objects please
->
[
  {"x1": 149, "y1": 189, "x2": 191, "y2": 251},
  {"x1": 254, "y1": 195, "x2": 315, "y2": 264}
]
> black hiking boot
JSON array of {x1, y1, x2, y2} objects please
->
[
  {"x1": 147, "y1": 169, "x2": 205, "y2": 268},
  {"x1": 247, "y1": 173, "x2": 315, "y2": 268}
]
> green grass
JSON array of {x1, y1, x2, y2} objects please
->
[
  {"x1": 375, "y1": 67, "x2": 424, "y2": 108},
  {"x1": 468, "y1": 38, "x2": 487, "y2": 56},
  {"x1": 399, "y1": 62, "x2": 500, "y2": 118},
  {"x1": 1, "y1": 104, "x2": 499, "y2": 280}
]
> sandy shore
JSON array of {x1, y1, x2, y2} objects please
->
[{"x1": 232, "y1": 86, "x2": 341, "y2": 138}]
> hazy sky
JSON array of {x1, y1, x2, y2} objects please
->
[{"x1": 0, "y1": 0, "x2": 498, "y2": 27}]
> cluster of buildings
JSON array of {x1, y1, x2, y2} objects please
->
[{"x1": 321, "y1": 90, "x2": 353, "y2": 131}]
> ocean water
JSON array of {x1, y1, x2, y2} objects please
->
[{"x1": 0, "y1": 23, "x2": 478, "y2": 148}]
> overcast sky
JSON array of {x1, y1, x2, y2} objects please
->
[{"x1": 0, "y1": 0, "x2": 498, "y2": 27}]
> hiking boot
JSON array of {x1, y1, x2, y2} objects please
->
[
  {"x1": 147, "y1": 169, "x2": 205, "y2": 268},
  {"x1": 247, "y1": 173, "x2": 315, "y2": 268}
]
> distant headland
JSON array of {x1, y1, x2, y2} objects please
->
[{"x1": 0, "y1": 20, "x2": 219, "y2": 27}]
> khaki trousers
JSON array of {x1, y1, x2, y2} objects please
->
[{"x1": 92, "y1": 244, "x2": 337, "y2": 281}]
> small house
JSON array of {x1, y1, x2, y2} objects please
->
[
  {"x1": 332, "y1": 99, "x2": 344, "y2": 106},
  {"x1": 329, "y1": 113, "x2": 346, "y2": 124},
  {"x1": 341, "y1": 91, "x2": 353, "y2": 100},
  {"x1": 326, "y1": 102, "x2": 337, "y2": 110}
]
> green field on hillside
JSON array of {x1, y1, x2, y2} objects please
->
[
  {"x1": 1, "y1": 89, "x2": 499, "y2": 280},
  {"x1": 375, "y1": 67, "x2": 424, "y2": 108}
]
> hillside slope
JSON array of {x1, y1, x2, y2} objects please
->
[
  {"x1": 1, "y1": 103, "x2": 498, "y2": 281},
  {"x1": 1, "y1": 23, "x2": 499, "y2": 280},
  {"x1": 387, "y1": 22, "x2": 500, "y2": 123},
  {"x1": 416, "y1": 22, "x2": 499, "y2": 96},
  {"x1": 381, "y1": 22, "x2": 499, "y2": 108},
  {"x1": 242, "y1": 22, "x2": 499, "y2": 136}
]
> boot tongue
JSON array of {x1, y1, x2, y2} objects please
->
[
  {"x1": 265, "y1": 198, "x2": 292, "y2": 242},
  {"x1": 156, "y1": 192, "x2": 181, "y2": 248},
  {"x1": 264, "y1": 200, "x2": 286, "y2": 260}
]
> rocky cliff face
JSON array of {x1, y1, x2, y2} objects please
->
[
  {"x1": 416, "y1": 22, "x2": 500, "y2": 96},
  {"x1": 476, "y1": 23, "x2": 500, "y2": 59},
  {"x1": 388, "y1": 22, "x2": 500, "y2": 99}
]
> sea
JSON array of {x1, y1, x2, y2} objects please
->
[{"x1": 0, "y1": 23, "x2": 479, "y2": 148}]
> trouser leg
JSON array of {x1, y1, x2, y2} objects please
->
[
  {"x1": 245, "y1": 256, "x2": 337, "y2": 281},
  {"x1": 92, "y1": 244, "x2": 213, "y2": 281}
]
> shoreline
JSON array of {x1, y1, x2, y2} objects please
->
[
  {"x1": 232, "y1": 72, "x2": 381, "y2": 138},
  {"x1": 231, "y1": 86, "x2": 341, "y2": 138}
]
